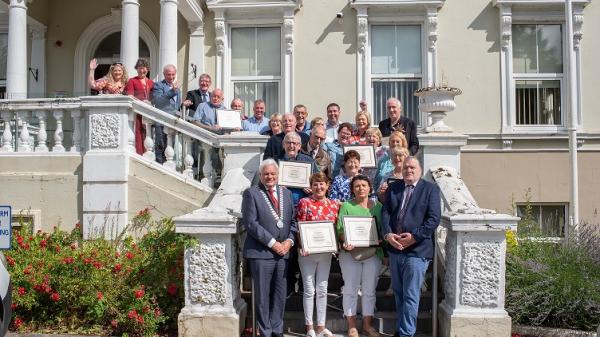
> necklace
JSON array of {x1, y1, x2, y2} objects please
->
[{"x1": 260, "y1": 186, "x2": 285, "y2": 228}]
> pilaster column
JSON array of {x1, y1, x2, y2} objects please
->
[
  {"x1": 121, "y1": 0, "x2": 140, "y2": 75},
  {"x1": 213, "y1": 10, "x2": 226, "y2": 89},
  {"x1": 159, "y1": 0, "x2": 179, "y2": 72},
  {"x1": 282, "y1": 10, "x2": 294, "y2": 113},
  {"x1": 355, "y1": 7, "x2": 368, "y2": 105},
  {"x1": 187, "y1": 22, "x2": 205, "y2": 91},
  {"x1": 29, "y1": 25, "x2": 47, "y2": 98},
  {"x1": 6, "y1": 0, "x2": 28, "y2": 99},
  {"x1": 425, "y1": 6, "x2": 439, "y2": 86}
]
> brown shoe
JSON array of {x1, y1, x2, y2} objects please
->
[
  {"x1": 347, "y1": 327, "x2": 359, "y2": 337},
  {"x1": 364, "y1": 326, "x2": 380, "y2": 337}
]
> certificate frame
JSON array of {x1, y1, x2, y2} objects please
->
[
  {"x1": 216, "y1": 109, "x2": 242, "y2": 129},
  {"x1": 343, "y1": 145, "x2": 377, "y2": 168},
  {"x1": 342, "y1": 216, "x2": 379, "y2": 247},
  {"x1": 298, "y1": 221, "x2": 338, "y2": 254},
  {"x1": 278, "y1": 161, "x2": 312, "y2": 189}
]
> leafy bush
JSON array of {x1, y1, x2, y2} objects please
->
[
  {"x1": 5, "y1": 209, "x2": 195, "y2": 336},
  {"x1": 506, "y1": 228, "x2": 600, "y2": 331}
]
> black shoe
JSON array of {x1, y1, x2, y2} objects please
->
[{"x1": 272, "y1": 333, "x2": 284, "y2": 337}]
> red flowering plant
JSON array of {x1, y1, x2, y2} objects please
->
[{"x1": 5, "y1": 210, "x2": 195, "y2": 336}]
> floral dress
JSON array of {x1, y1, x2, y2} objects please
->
[
  {"x1": 296, "y1": 196, "x2": 339, "y2": 222},
  {"x1": 329, "y1": 174, "x2": 353, "y2": 203},
  {"x1": 93, "y1": 77, "x2": 125, "y2": 94}
]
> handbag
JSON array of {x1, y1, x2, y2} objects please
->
[{"x1": 349, "y1": 247, "x2": 377, "y2": 261}]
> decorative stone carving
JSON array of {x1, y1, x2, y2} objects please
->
[
  {"x1": 502, "y1": 139, "x2": 513, "y2": 150},
  {"x1": 573, "y1": 13, "x2": 583, "y2": 50},
  {"x1": 357, "y1": 17, "x2": 368, "y2": 54},
  {"x1": 577, "y1": 138, "x2": 585, "y2": 148},
  {"x1": 189, "y1": 241, "x2": 228, "y2": 305},
  {"x1": 427, "y1": 13, "x2": 438, "y2": 52},
  {"x1": 460, "y1": 239, "x2": 501, "y2": 307},
  {"x1": 215, "y1": 20, "x2": 225, "y2": 56},
  {"x1": 500, "y1": 14, "x2": 512, "y2": 51},
  {"x1": 283, "y1": 18, "x2": 294, "y2": 55},
  {"x1": 443, "y1": 233, "x2": 457, "y2": 303},
  {"x1": 431, "y1": 166, "x2": 497, "y2": 214},
  {"x1": 90, "y1": 114, "x2": 121, "y2": 149}
]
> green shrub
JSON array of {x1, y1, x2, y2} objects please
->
[
  {"x1": 5, "y1": 209, "x2": 195, "y2": 336},
  {"x1": 506, "y1": 237, "x2": 600, "y2": 331}
]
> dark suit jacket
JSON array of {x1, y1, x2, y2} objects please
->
[
  {"x1": 381, "y1": 179, "x2": 441, "y2": 259},
  {"x1": 378, "y1": 116, "x2": 419, "y2": 155},
  {"x1": 184, "y1": 89, "x2": 211, "y2": 115},
  {"x1": 263, "y1": 132, "x2": 310, "y2": 161},
  {"x1": 242, "y1": 184, "x2": 297, "y2": 259}
]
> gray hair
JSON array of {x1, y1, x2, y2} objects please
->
[
  {"x1": 386, "y1": 97, "x2": 403, "y2": 109},
  {"x1": 283, "y1": 131, "x2": 301, "y2": 144},
  {"x1": 259, "y1": 158, "x2": 279, "y2": 174},
  {"x1": 403, "y1": 156, "x2": 421, "y2": 168},
  {"x1": 163, "y1": 64, "x2": 177, "y2": 73}
]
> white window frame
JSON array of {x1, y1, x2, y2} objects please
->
[
  {"x1": 207, "y1": 1, "x2": 301, "y2": 114},
  {"x1": 229, "y1": 25, "x2": 283, "y2": 117},
  {"x1": 515, "y1": 202, "x2": 569, "y2": 239},
  {"x1": 494, "y1": 0, "x2": 590, "y2": 135},
  {"x1": 351, "y1": 1, "x2": 443, "y2": 128},
  {"x1": 369, "y1": 23, "x2": 425, "y2": 127}
]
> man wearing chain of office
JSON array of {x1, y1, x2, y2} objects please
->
[{"x1": 241, "y1": 158, "x2": 298, "y2": 337}]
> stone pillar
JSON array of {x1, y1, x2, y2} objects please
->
[
  {"x1": 159, "y1": 0, "x2": 179, "y2": 72},
  {"x1": 6, "y1": 0, "x2": 28, "y2": 99},
  {"x1": 438, "y1": 212, "x2": 518, "y2": 337},
  {"x1": 29, "y1": 25, "x2": 46, "y2": 98},
  {"x1": 121, "y1": 0, "x2": 140, "y2": 75},
  {"x1": 219, "y1": 133, "x2": 267, "y2": 178},
  {"x1": 187, "y1": 22, "x2": 204, "y2": 91},
  {"x1": 80, "y1": 95, "x2": 133, "y2": 239},
  {"x1": 175, "y1": 207, "x2": 247, "y2": 337}
]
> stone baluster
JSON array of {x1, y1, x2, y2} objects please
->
[
  {"x1": 17, "y1": 111, "x2": 31, "y2": 152},
  {"x1": 142, "y1": 117, "x2": 155, "y2": 161},
  {"x1": 127, "y1": 110, "x2": 136, "y2": 153},
  {"x1": 1, "y1": 111, "x2": 14, "y2": 152},
  {"x1": 70, "y1": 110, "x2": 82, "y2": 153},
  {"x1": 182, "y1": 135, "x2": 195, "y2": 179},
  {"x1": 52, "y1": 110, "x2": 65, "y2": 152},
  {"x1": 34, "y1": 110, "x2": 48, "y2": 152},
  {"x1": 201, "y1": 143, "x2": 215, "y2": 187},
  {"x1": 163, "y1": 126, "x2": 176, "y2": 170}
]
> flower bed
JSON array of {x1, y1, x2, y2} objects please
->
[{"x1": 5, "y1": 209, "x2": 195, "y2": 336}]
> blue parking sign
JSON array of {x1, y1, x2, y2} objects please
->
[{"x1": 0, "y1": 206, "x2": 11, "y2": 250}]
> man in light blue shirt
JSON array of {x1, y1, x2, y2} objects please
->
[
  {"x1": 243, "y1": 99, "x2": 270, "y2": 133},
  {"x1": 325, "y1": 102, "x2": 341, "y2": 143},
  {"x1": 192, "y1": 88, "x2": 227, "y2": 134}
]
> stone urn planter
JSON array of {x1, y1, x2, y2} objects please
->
[{"x1": 415, "y1": 85, "x2": 462, "y2": 133}]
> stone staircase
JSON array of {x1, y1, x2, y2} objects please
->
[{"x1": 242, "y1": 256, "x2": 437, "y2": 336}]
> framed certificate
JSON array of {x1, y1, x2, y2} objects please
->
[
  {"x1": 342, "y1": 216, "x2": 379, "y2": 247},
  {"x1": 217, "y1": 109, "x2": 242, "y2": 129},
  {"x1": 298, "y1": 221, "x2": 338, "y2": 254},
  {"x1": 278, "y1": 161, "x2": 312, "y2": 188},
  {"x1": 343, "y1": 145, "x2": 377, "y2": 168}
]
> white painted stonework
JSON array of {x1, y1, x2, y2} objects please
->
[{"x1": 90, "y1": 114, "x2": 121, "y2": 149}]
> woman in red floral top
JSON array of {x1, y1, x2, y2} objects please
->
[
  {"x1": 88, "y1": 58, "x2": 128, "y2": 95},
  {"x1": 296, "y1": 172, "x2": 338, "y2": 337}
]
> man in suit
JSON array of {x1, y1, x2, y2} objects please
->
[
  {"x1": 242, "y1": 159, "x2": 297, "y2": 337},
  {"x1": 381, "y1": 157, "x2": 441, "y2": 337},
  {"x1": 302, "y1": 125, "x2": 332, "y2": 180},
  {"x1": 378, "y1": 98, "x2": 419, "y2": 155},
  {"x1": 151, "y1": 64, "x2": 181, "y2": 163},
  {"x1": 264, "y1": 113, "x2": 309, "y2": 161},
  {"x1": 182, "y1": 73, "x2": 212, "y2": 114}
]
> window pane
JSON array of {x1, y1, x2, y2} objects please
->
[
  {"x1": 371, "y1": 80, "x2": 420, "y2": 125},
  {"x1": 256, "y1": 28, "x2": 281, "y2": 76},
  {"x1": 372, "y1": 25, "x2": 421, "y2": 74},
  {"x1": 513, "y1": 24, "x2": 562, "y2": 74},
  {"x1": 540, "y1": 205, "x2": 565, "y2": 237},
  {"x1": 517, "y1": 204, "x2": 541, "y2": 233},
  {"x1": 516, "y1": 80, "x2": 561, "y2": 125},
  {"x1": 231, "y1": 28, "x2": 255, "y2": 76},
  {"x1": 234, "y1": 82, "x2": 279, "y2": 118},
  {"x1": 0, "y1": 34, "x2": 8, "y2": 80}
]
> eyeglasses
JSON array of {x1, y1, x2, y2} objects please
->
[{"x1": 285, "y1": 141, "x2": 300, "y2": 145}]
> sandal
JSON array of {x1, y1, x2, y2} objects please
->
[
  {"x1": 364, "y1": 326, "x2": 381, "y2": 337},
  {"x1": 317, "y1": 328, "x2": 333, "y2": 337},
  {"x1": 306, "y1": 329, "x2": 316, "y2": 337},
  {"x1": 347, "y1": 327, "x2": 359, "y2": 337}
]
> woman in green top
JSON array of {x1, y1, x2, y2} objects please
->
[{"x1": 336, "y1": 175, "x2": 383, "y2": 337}]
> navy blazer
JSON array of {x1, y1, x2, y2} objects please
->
[
  {"x1": 381, "y1": 179, "x2": 441, "y2": 259},
  {"x1": 242, "y1": 184, "x2": 298, "y2": 259}
]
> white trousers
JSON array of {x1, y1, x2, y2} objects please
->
[
  {"x1": 339, "y1": 251, "x2": 381, "y2": 317},
  {"x1": 298, "y1": 253, "x2": 333, "y2": 326}
]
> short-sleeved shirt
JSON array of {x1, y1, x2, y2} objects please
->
[
  {"x1": 296, "y1": 197, "x2": 339, "y2": 222},
  {"x1": 193, "y1": 102, "x2": 226, "y2": 126},
  {"x1": 336, "y1": 200, "x2": 384, "y2": 259}
]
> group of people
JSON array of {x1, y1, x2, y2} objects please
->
[{"x1": 243, "y1": 153, "x2": 440, "y2": 337}]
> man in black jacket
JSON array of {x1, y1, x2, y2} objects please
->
[
  {"x1": 182, "y1": 73, "x2": 212, "y2": 114},
  {"x1": 378, "y1": 97, "x2": 419, "y2": 155}
]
